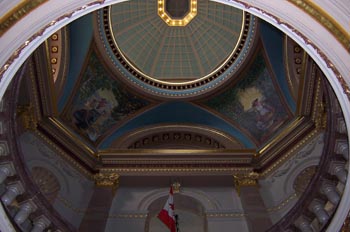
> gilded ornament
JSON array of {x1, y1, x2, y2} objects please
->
[
  {"x1": 94, "y1": 172, "x2": 119, "y2": 188},
  {"x1": 51, "y1": 34, "x2": 58, "y2": 40},
  {"x1": 172, "y1": 181, "x2": 181, "y2": 193},
  {"x1": 51, "y1": 46, "x2": 58, "y2": 53},
  {"x1": 233, "y1": 171, "x2": 259, "y2": 195},
  {"x1": 50, "y1": 58, "x2": 57, "y2": 64}
]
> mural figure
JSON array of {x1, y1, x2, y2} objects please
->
[
  {"x1": 251, "y1": 97, "x2": 275, "y2": 130},
  {"x1": 67, "y1": 51, "x2": 149, "y2": 142},
  {"x1": 73, "y1": 89, "x2": 118, "y2": 141}
]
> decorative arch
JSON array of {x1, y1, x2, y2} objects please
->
[
  {"x1": 111, "y1": 124, "x2": 244, "y2": 149},
  {"x1": 284, "y1": 158, "x2": 320, "y2": 195},
  {"x1": 26, "y1": 159, "x2": 70, "y2": 195},
  {"x1": 31, "y1": 166, "x2": 61, "y2": 203},
  {"x1": 138, "y1": 188, "x2": 220, "y2": 212},
  {"x1": 145, "y1": 193, "x2": 207, "y2": 232},
  {"x1": 293, "y1": 166, "x2": 317, "y2": 197}
]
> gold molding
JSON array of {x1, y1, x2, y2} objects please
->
[
  {"x1": 287, "y1": 0, "x2": 350, "y2": 51},
  {"x1": 34, "y1": 131, "x2": 93, "y2": 178},
  {"x1": 109, "y1": 213, "x2": 148, "y2": 219},
  {"x1": 47, "y1": 117, "x2": 96, "y2": 155},
  {"x1": 267, "y1": 193, "x2": 297, "y2": 212},
  {"x1": 100, "y1": 148, "x2": 255, "y2": 155},
  {"x1": 261, "y1": 129, "x2": 321, "y2": 177},
  {"x1": 206, "y1": 213, "x2": 245, "y2": 218},
  {"x1": 100, "y1": 167, "x2": 253, "y2": 174},
  {"x1": 0, "y1": 0, "x2": 48, "y2": 36},
  {"x1": 258, "y1": 116, "x2": 305, "y2": 155}
]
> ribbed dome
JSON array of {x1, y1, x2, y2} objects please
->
[{"x1": 109, "y1": 0, "x2": 244, "y2": 82}]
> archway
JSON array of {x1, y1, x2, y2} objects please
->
[{"x1": 146, "y1": 194, "x2": 207, "y2": 232}]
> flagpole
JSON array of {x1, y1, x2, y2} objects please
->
[{"x1": 175, "y1": 214, "x2": 179, "y2": 232}]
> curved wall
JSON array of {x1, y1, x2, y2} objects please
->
[{"x1": 0, "y1": 0, "x2": 349, "y2": 231}]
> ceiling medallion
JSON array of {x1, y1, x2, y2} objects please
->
[{"x1": 158, "y1": 0, "x2": 197, "y2": 26}]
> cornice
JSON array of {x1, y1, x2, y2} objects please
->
[
  {"x1": 110, "y1": 124, "x2": 245, "y2": 149},
  {"x1": 0, "y1": 0, "x2": 48, "y2": 36},
  {"x1": 287, "y1": 0, "x2": 350, "y2": 51}
]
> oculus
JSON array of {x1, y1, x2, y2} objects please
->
[{"x1": 158, "y1": 0, "x2": 197, "y2": 26}]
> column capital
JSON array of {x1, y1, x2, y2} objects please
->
[
  {"x1": 233, "y1": 172, "x2": 259, "y2": 195},
  {"x1": 93, "y1": 172, "x2": 119, "y2": 188}
]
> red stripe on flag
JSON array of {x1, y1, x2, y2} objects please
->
[{"x1": 158, "y1": 209, "x2": 176, "y2": 232}]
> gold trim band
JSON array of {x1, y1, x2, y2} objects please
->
[
  {"x1": 287, "y1": 0, "x2": 350, "y2": 51},
  {"x1": 0, "y1": 0, "x2": 48, "y2": 36}
]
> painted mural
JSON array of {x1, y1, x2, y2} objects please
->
[
  {"x1": 66, "y1": 50, "x2": 149, "y2": 142},
  {"x1": 205, "y1": 52, "x2": 293, "y2": 145}
]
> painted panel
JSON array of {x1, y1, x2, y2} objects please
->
[
  {"x1": 204, "y1": 52, "x2": 293, "y2": 145},
  {"x1": 64, "y1": 51, "x2": 149, "y2": 142}
]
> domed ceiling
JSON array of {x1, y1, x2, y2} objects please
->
[
  {"x1": 2, "y1": 0, "x2": 348, "y2": 231},
  {"x1": 106, "y1": 0, "x2": 245, "y2": 81},
  {"x1": 6, "y1": 0, "x2": 329, "y2": 185},
  {"x1": 96, "y1": 0, "x2": 257, "y2": 98},
  {"x1": 15, "y1": 0, "x2": 315, "y2": 171}
]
